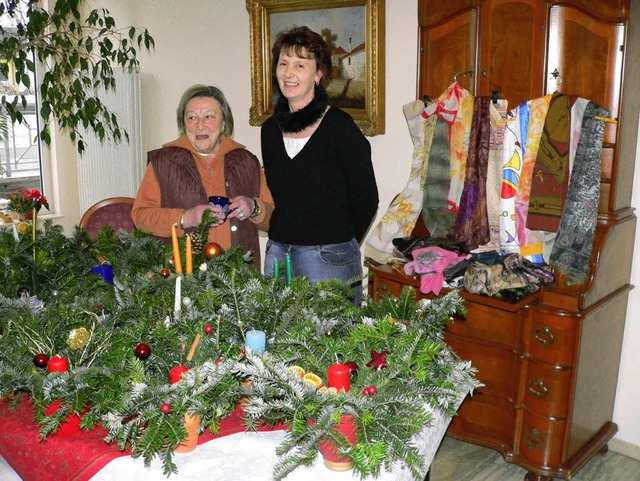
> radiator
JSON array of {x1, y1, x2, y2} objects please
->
[{"x1": 77, "y1": 68, "x2": 144, "y2": 214}]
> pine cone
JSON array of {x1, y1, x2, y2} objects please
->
[{"x1": 190, "y1": 232, "x2": 204, "y2": 254}]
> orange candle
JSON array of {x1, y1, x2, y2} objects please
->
[
  {"x1": 185, "y1": 234, "x2": 193, "y2": 274},
  {"x1": 171, "y1": 223, "x2": 183, "y2": 274}
]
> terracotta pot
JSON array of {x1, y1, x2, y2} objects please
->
[
  {"x1": 174, "y1": 412, "x2": 202, "y2": 453},
  {"x1": 318, "y1": 415, "x2": 357, "y2": 471}
]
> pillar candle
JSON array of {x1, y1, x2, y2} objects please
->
[
  {"x1": 171, "y1": 223, "x2": 183, "y2": 274},
  {"x1": 284, "y1": 252, "x2": 293, "y2": 286},
  {"x1": 170, "y1": 365, "x2": 190, "y2": 384},
  {"x1": 273, "y1": 259, "x2": 280, "y2": 279},
  {"x1": 47, "y1": 355, "x2": 69, "y2": 373},
  {"x1": 245, "y1": 329, "x2": 266, "y2": 354},
  {"x1": 185, "y1": 234, "x2": 192, "y2": 274},
  {"x1": 174, "y1": 275, "x2": 182, "y2": 313},
  {"x1": 327, "y1": 363, "x2": 350, "y2": 392}
]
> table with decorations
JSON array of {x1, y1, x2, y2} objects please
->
[{"x1": 0, "y1": 196, "x2": 479, "y2": 481}]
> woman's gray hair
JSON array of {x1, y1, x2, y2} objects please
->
[{"x1": 176, "y1": 85, "x2": 234, "y2": 136}]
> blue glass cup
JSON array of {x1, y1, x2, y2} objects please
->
[
  {"x1": 91, "y1": 263, "x2": 114, "y2": 284},
  {"x1": 208, "y1": 196, "x2": 230, "y2": 220}
]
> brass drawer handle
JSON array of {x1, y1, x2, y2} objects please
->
[
  {"x1": 376, "y1": 284, "x2": 390, "y2": 296},
  {"x1": 528, "y1": 379, "x2": 549, "y2": 397},
  {"x1": 534, "y1": 325, "x2": 555, "y2": 345}
]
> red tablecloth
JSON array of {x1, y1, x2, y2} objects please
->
[{"x1": 0, "y1": 398, "x2": 280, "y2": 481}]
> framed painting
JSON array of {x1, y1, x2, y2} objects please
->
[{"x1": 246, "y1": 0, "x2": 385, "y2": 136}]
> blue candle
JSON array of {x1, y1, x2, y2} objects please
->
[{"x1": 245, "y1": 329, "x2": 266, "y2": 354}]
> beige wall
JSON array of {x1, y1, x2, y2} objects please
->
[{"x1": 49, "y1": 0, "x2": 639, "y2": 454}]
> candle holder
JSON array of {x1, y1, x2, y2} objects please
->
[
  {"x1": 44, "y1": 400, "x2": 83, "y2": 436},
  {"x1": 174, "y1": 412, "x2": 202, "y2": 453},
  {"x1": 317, "y1": 415, "x2": 357, "y2": 471}
]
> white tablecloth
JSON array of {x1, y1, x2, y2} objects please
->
[{"x1": 0, "y1": 393, "x2": 460, "y2": 481}]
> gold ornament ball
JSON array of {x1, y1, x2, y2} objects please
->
[
  {"x1": 17, "y1": 221, "x2": 30, "y2": 234},
  {"x1": 203, "y1": 242, "x2": 223, "y2": 260},
  {"x1": 159, "y1": 268, "x2": 171, "y2": 278}
]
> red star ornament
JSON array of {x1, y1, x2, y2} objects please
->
[{"x1": 366, "y1": 349, "x2": 388, "y2": 370}]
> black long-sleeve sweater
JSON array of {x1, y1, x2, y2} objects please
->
[{"x1": 261, "y1": 107, "x2": 379, "y2": 245}]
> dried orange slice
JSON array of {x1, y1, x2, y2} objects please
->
[
  {"x1": 288, "y1": 365, "x2": 305, "y2": 379},
  {"x1": 303, "y1": 372, "x2": 324, "y2": 388}
]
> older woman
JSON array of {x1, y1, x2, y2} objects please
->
[
  {"x1": 133, "y1": 84, "x2": 273, "y2": 266},
  {"x1": 261, "y1": 26, "x2": 378, "y2": 304}
]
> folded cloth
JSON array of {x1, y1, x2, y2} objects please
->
[
  {"x1": 463, "y1": 253, "x2": 554, "y2": 297},
  {"x1": 404, "y1": 246, "x2": 471, "y2": 295},
  {"x1": 392, "y1": 237, "x2": 469, "y2": 260}
]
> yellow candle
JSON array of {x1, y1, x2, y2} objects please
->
[
  {"x1": 171, "y1": 223, "x2": 183, "y2": 274},
  {"x1": 185, "y1": 234, "x2": 193, "y2": 274}
]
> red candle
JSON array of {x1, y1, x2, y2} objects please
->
[
  {"x1": 170, "y1": 365, "x2": 189, "y2": 384},
  {"x1": 47, "y1": 355, "x2": 69, "y2": 373},
  {"x1": 327, "y1": 363, "x2": 350, "y2": 392}
]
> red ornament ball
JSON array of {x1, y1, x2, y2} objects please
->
[
  {"x1": 215, "y1": 358, "x2": 222, "y2": 364},
  {"x1": 134, "y1": 343, "x2": 151, "y2": 360},
  {"x1": 204, "y1": 324, "x2": 214, "y2": 334},
  {"x1": 161, "y1": 403, "x2": 171, "y2": 414},
  {"x1": 203, "y1": 242, "x2": 223, "y2": 260},
  {"x1": 345, "y1": 361, "x2": 359, "y2": 375},
  {"x1": 363, "y1": 385, "x2": 378, "y2": 396},
  {"x1": 159, "y1": 268, "x2": 171, "y2": 278},
  {"x1": 33, "y1": 353, "x2": 49, "y2": 368}
]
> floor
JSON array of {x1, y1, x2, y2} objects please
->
[{"x1": 430, "y1": 436, "x2": 640, "y2": 481}]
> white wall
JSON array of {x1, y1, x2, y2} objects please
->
[{"x1": 59, "y1": 0, "x2": 637, "y2": 454}]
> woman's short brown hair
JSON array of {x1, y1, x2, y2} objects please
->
[
  {"x1": 271, "y1": 26, "x2": 333, "y2": 86},
  {"x1": 176, "y1": 85, "x2": 234, "y2": 136}
]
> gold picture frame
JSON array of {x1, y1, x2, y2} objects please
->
[{"x1": 246, "y1": 0, "x2": 385, "y2": 136}]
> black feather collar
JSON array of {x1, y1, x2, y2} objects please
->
[{"x1": 273, "y1": 86, "x2": 329, "y2": 133}]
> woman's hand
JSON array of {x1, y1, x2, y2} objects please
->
[
  {"x1": 182, "y1": 204, "x2": 226, "y2": 228},
  {"x1": 227, "y1": 196, "x2": 255, "y2": 221}
]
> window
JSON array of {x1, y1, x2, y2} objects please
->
[
  {"x1": 0, "y1": 50, "x2": 47, "y2": 203},
  {"x1": 1, "y1": 11, "x2": 50, "y2": 215}
]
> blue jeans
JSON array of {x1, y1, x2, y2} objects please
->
[{"x1": 264, "y1": 239, "x2": 364, "y2": 305}]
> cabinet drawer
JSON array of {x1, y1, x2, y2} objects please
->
[
  {"x1": 446, "y1": 301, "x2": 525, "y2": 350},
  {"x1": 523, "y1": 360, "x2": 573, "y2": 418},
  {"x1": 519, "y1": 411, "x2": 566, "y2": 469},
  {"x1": 528, "y1": 311, "x2": 578, "y2": 365},
  {"x1": 445, "y1": 334, "x2": 520, "y2": 400},
  {"x1": 371, "y1": 278, "x2": 409, "y2": 299},
  {"x1": 448, "y1": 392, "x2": 516, "y2": 452}
]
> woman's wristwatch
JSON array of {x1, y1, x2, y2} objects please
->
[{"x1": 250, "y1": 198, "x2": 262, "y2": 219}]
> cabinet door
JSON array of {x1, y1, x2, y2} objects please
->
[
  {"x1": 545, "y1": 4, "x2": 626, "y2": 212},
  {"x1": 418, "y1": 6, "x2": 478, "y2": 101},
  {"x1": 478, "y1": 0, "x2": 546, "y2": 107}
]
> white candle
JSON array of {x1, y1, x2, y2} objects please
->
[{"x1": 174, "y1": 276, "x2": 182, "y2": 313}]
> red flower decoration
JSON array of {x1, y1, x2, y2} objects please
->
[
  {"x1": 366, "y1": 349, "x2": 388, "y2": 370},
  {"x1": 7, "y1": 188, "x2": 49, "y2": 218}
]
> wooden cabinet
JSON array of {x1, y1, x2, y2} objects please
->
[
  {"x1": 367, "y1": 1, "x2": 634, "y2": 480},
  {"x1": 369, "y1": 262, "x2": 631, "y2": 480}
]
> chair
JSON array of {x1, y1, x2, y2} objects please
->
[{"x1": 79, "y1": 197, "x2": 136, "y2": 239}]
